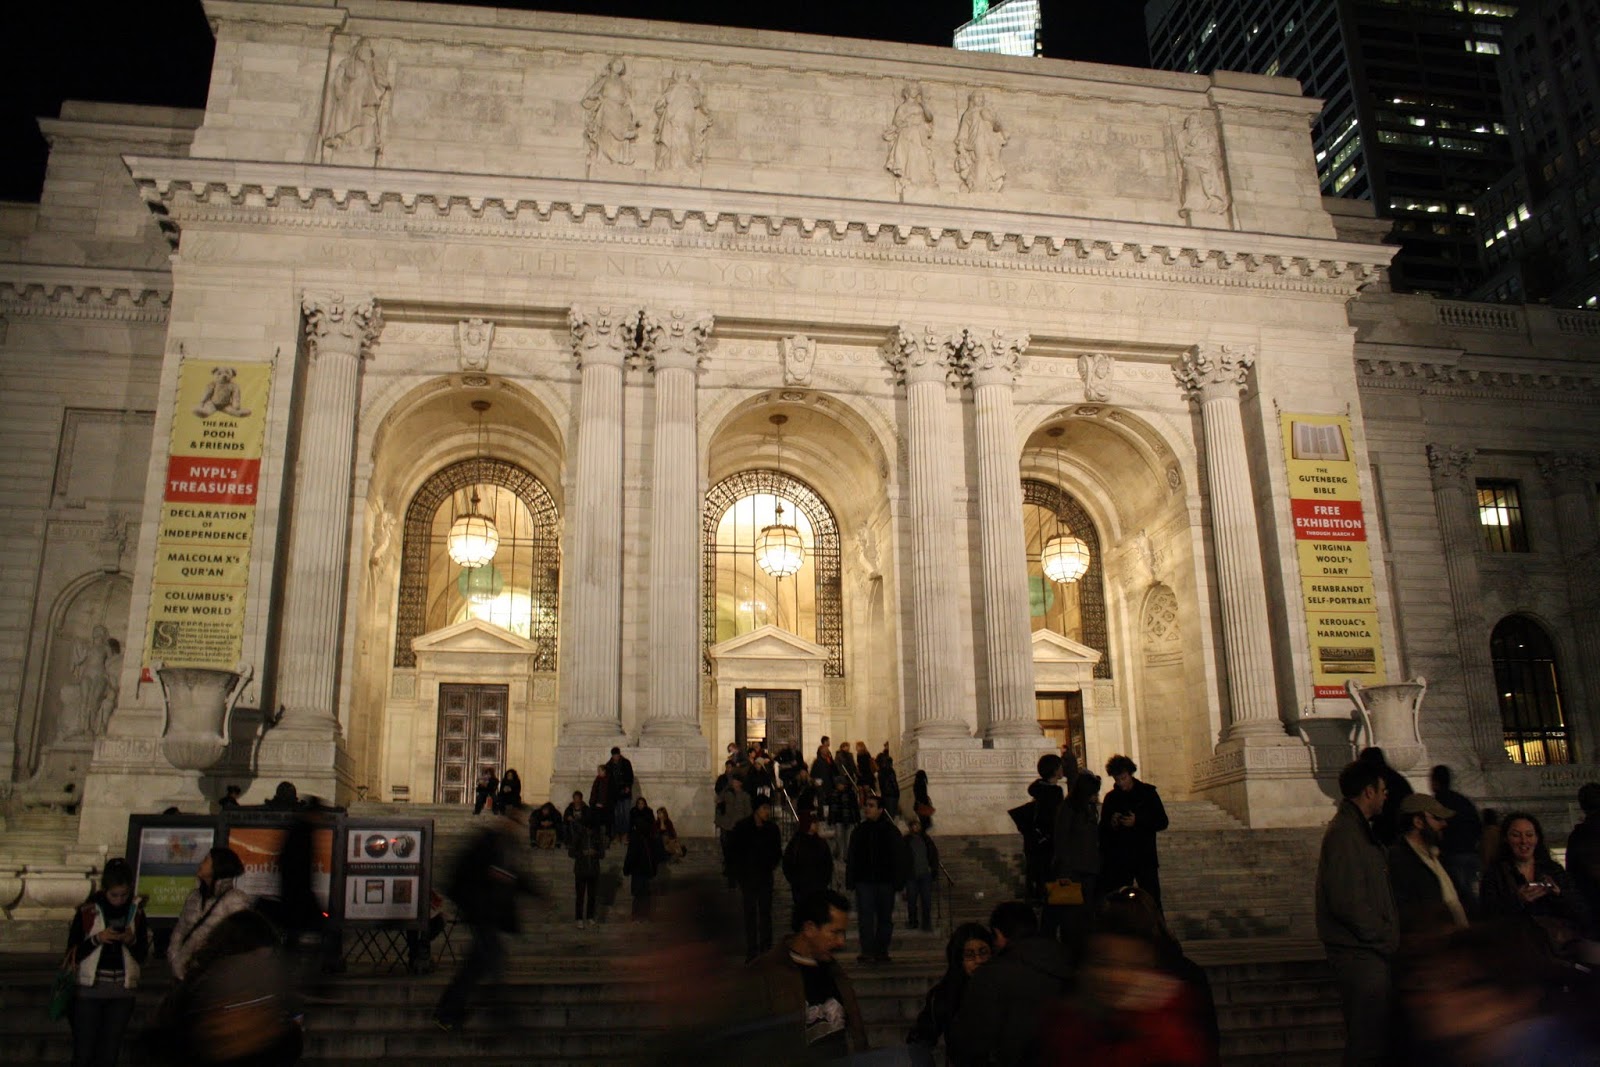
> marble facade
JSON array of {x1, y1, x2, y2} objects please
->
[{"x1": 0, "y1": 0, "x2": 1595, "y2": 877}]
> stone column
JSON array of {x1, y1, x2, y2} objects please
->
[
  {"x1": 1538, "y1": 452, "x2": 1600, "y2": 753},
  {"x1": 885, "y1": 325, "x2": 970, "y2": 738},
  {"x1": 1426, "y1": 444, "x2": 1500, "y2": 761},
  {"x1": 641, "y1": 308, "x2": 713, "y2": 738},
  {"x1": 277, "y1": 292, "x2": 382, "y2": 730},
  {"x1": 1173, "y1": 343, "x2": 1282, "y2": 740},
  {"x1": 963, "y1": 328, "x2": 1041, "y2": 741},
  {"x1": 564, "y1": 306, "x2": 635, "y2": 739}
]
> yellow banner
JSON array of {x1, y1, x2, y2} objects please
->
[
  {"x1": 144, "y1": 361, "x2": 272, "y2": 671},
  {"x1": 1282, "y1": 413, "x2": 1384, "y2": 698}
]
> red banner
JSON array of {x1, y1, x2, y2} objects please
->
[
  {"x1": 1290, "y1": 498, "x2": 1366, "y2": 542},
  {"x1": 164, "y1": 457, "x2": 262, "y2": 505}
]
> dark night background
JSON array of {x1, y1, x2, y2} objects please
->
[{"x1": 0, "y1": 0, "x2": 1150, "y2": 202}]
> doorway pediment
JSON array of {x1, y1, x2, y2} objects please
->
[
  {"x1": 413, "y1": 617, "x2": 540, "y2": 656},
  {"x1": 709, "y1": 624, "x2": 829, "y2": 662},
  {"x1": 1031, "y1": 629, "x2": 1103, "y2": 665}
]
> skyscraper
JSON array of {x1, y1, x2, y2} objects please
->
[
  {"x1": 1145, "y1": 0, "x2": 1518, "y2": 297},
  {"x1": 1473, "y1": 0, "x2": 1600, "y2": 308},
  {"x1": 954, "y1": 0, "x2": 1044, "y2": 57}
]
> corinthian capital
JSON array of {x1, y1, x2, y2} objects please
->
[
  {"x1": 302, "y1": 291, "x2": 382, "y2": 359},
  {"x1": 961, "y1": 328, "x2": 1030, "y2": 388},
  {"x1": 1425, "y1": 443, "x2": 1476, "y2": 486},
  {"x1": 1537, "y1": 451, "x2": 1595, "y2": 492},
  {"x1": 883, "y1": 323, "x2": 965, "y2": 386},
  {"x1": 641, "y1": 307, "x2": 714, "y2": 373},
  {"x1": 1172, "y1": 342, "x2": 1256, "y2": 401},
  {"x1": 569, "y1": 305, "x2": 640, "y2": 369}
]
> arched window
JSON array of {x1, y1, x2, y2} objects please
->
[
  {"x1": 393, "y1": 457, "x2": 559, "y2": 670},
  {"x1": 1492, "y1": 615, "x2": 1572, "y2": 765},
  {"x1": 703, "y1": 469, "x2": 843, "y2": 677},
  {"x1": 1022, "y1": 478, "x2": 1110, "y2": 678}
]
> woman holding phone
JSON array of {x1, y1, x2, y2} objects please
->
[{"x1": 64, "y1": 857, "x2": 149, "y2": 1067}]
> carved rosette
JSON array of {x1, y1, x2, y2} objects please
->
[
  {"x1": 1172, "y1": 342, "x2": 1256, "y2": 403},
  {"x1": 641, "y1": 307, "x2": 714, "y2": 373},
  {"x1": 1425, "y1": 444, "x2": 1476, "y2": 488},
  {"x1": 883, "y1": 323, "x2": 965, "y2": 386},
  {"x1": 569, "y1": 305, "x2": 639, "y2": 369},
  {"x1": 961, "y1": 328, "x2": 1030, "y2": 388},
  {"x1": 455, "y1": 318, "x2": 495, "y2": 371},
  {"x1": 1537, "y1": 451, "x2": 1595, "y2": 493},
  {"x1": 302, "y1": 291, "x2": 382, "y2": 360}
]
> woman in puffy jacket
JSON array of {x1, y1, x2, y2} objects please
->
[{"x1": 168, "y1": 847, "x2": 250, "y2": 981}]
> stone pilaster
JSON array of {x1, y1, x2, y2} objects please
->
[
  {"x1": 563, "y1": 305, "x2": 635, "y2": 740},
  {"x1": 277, "y1": 291, "x2": 382, "y2": 733},
  {"x1": 962, "y1": 328, "x2": 1041, "y2": 742},
  {"x1": 641, "y1": 308, "x2": 713, "y2": 738},
  {"x1": 1426, "y1": 444, "x2": 1500, "y2": 762},
  {"x1": 1538, "y1": 452, "x2": 1600, "y2": 756},
  {"x1": 1173, "y1": 343, "x2": 1283, "y2": 741},
  {"x1": 884, "y1": 324, "x2": 970, "y2": 739}
]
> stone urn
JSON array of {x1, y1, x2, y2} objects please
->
[
  {"x1": 155, "y1": 664, "x2": 253, "y2": 773},
  {"x1": 1346, "y1": 676, "x2": 1428, "y2": 773}
]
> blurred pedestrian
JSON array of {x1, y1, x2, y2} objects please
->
[
  {"x1": 854, "y1": 741, "x2": 877, "y2": 801},
  {"x1": 1022, "y1": 754, "x2": 1065, "y2": 902},
  {"x1": 435, "y1": 804, "x2": 539, "y2": 1030},
  {"x1": 657, "y1": 806, "x2": 686, "y2": 859},
  {"x1": 66, "y1": 858, "x2": 148, "y2": 1067},
  {"x1": 1098, "y1": 885, "x2": 1220, "y2": 1062},
  {"x1": 907, "y1": 922, "x2": 994, "y2": 1067},
  {"x1": 1429, "y1": 764, "x2": 1483, "y2": 912},
  {"x1": 730, "y1": 797, "x2": 783, "y2": 960},
  {"x1": 783, "y1": 814, "x2": 834, "y2": 906},
  {"x1": 177, "y1": 908, "x2": 301, "y2": 1067},
  {"x1": 1099, "y1": 754, "x2": 1169, "y2": 908},
  {"x1": 1316, "y1": 760, "x2": 1399, "y2": 1067},
  {"x1": 608, "y1": 747, "x2": 635, "y2": 840},
  {"x1": 716, "y1": 774, "x2": 751, "y2": 887}
]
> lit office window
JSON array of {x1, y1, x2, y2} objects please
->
[
  {"x1": 1492, "y1": 616, "x2": 1573, "y2": 765},
  {"x1": 1476, "y1": 480, "x2": 1528, "y2": 552}
]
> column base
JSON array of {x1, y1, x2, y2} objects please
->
[
  {"x1": 912, "y1": 719, "x2": 974, "y2": 741},
  {"x1": 985, "y1": 719, "x2": 1047, "y2": 745},
  {"x1": 903, "y1": 734, "x2": 1054, "y2": 835},
  {"x1": 1192, "y1": 735, "x2": 1333, "y2": 828},
  {"x1": 640, "y1": 718, "x2": 703, "y2": 741},
  {"x1": 254, "y1": 723, "x2": 346, "y2": 805}
]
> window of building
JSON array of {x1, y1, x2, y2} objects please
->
[
  {"x1": 703, "y1": 469, "x2": 843, "y2": 676},
  {"x1": 1492, "y1": 616, "x2": 1573, "y2": 765},
  {"x1": 1021, "y1": 479, "x2": 1110, "y2": 678},
  {"x1": 1476, "y1": 479, "x2": 1529, "y2": 551}
]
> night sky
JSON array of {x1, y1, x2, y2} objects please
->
[{"x1": 0, "y1": 0, "x2": 1150, "y2": 202}]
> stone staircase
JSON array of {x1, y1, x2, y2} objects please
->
[{"x1": 1, "y1": 798, "x2": 1345, "y2": 1065}]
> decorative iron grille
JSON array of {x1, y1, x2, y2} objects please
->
[
  {"x1": 1023, "y1": 478, "x2": 1112, "y2": 679},
  {"x1": 703, "y1": 468, "x2": 844, "y2": 678},
  {"x1": 393, "y1": 457, "x2": 561, "y2": 670}
]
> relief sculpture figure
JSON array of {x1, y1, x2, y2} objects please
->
[
  {"x1": 1177, "y1": 113, "x2": 1231, "y2": 222},
  {"x1": 60, "y1": 625, "x2": 118, "y2": 740},
  {"x1": 653, "y1": 70, "x2": 711, "y2": 172},
  {"x1": 955, "y1": 91, "x2": 1008, "y2": 193},
  {"x1": 884, "y1": 83, "x2": 936, "y2": 198},
  {"x1": 583, "y1": 58, "x2": 641, "y2": 166},
  {"x1": 319, "y1": 37, "x2": 391, "y2": 166}
]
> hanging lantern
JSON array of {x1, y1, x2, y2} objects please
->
[
  {"x1": 456, "y1": 563, "x2": 505, "y2": 604},
  {"x1": 756, "y1": 501, "x2": 805, "y2": 578},
  {"x1": 1041, "y1": 532, "x2": 1091, "y2": 584},
  {"x1": 446, "y1": 400, "x2": 499, "y2": 568}
]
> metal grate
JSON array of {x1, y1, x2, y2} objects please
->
[
  {"x1": 1023, "y1": 478, "x2": 1112, "y2": 679},
  {"x1": 393, "y1": 457, "x2": 560, "y2": 670},
  {"x1": 703, "y1": 468, "x2": 844, "y2": 678}
]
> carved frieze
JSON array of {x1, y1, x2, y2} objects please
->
[{"x1": 1536, "y1": 451, "x2": 1596, "y2": 492}]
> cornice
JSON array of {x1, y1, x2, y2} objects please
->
[
  {"x1": 0, "y1": 265, "x2": 172, "y2": 325},
  {"x1": 1356, "y1": 357, "x2": 1600, "y2": 403},
  {"x1": 127, "y1": 157, "x2": 1393, "y2": 299}
]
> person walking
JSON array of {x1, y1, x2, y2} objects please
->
[
  {"x1": 1429, "y1": 764, "x2": 1482, "y2": 912},
  {"x1": 853, "y1": 741, "x2": 877, "y2": 802},
  {"x1": 608, "y1": 747, "x2": 636, "y2": 841},
  {"x1": 436, "y1": 804, "x2": 539, "y2": 1030},
  {"x1": 65, "y1": 858, "x2": 148, "y2": 1067},
  {"x1": 878, "y1": 751, "x2": 902, "y2": 820},
  {"x1": 1315, "y1": 760, "x2": 1399, "y2": 1067},
  {"x1": 716, "y1": 774, "x2": 751, "y2": 887},
  {"x1": 783, "y1": 814, "x2": 835, "y2": 905},
  {"x1": 730, "y1": 797, "x2": 783, "y2": 960},
  {"x1": 588, "y1": 763, "x2": 610, "y2": 832},
  {"x1": 568, "y1": 809, "x2": 607, "y2": 928},
  {"x1": 623, "y1": 795, "x2": 660, "y2": 920},
  {"x1": 903, "y1": 817, "x2": 939, "y2": 932},
  {"x1": 1098, "y1": 754, "x2": 1170, "y2": 908},
  {"x1": 827, "y1": 774, "x2": 860, "y2": 860},
  {"x1": 845, "y1": 794, "x2": 909, "y2": 963}
]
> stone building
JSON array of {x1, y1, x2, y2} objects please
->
[{"x1": 0, "y1": 0, "x2": 1595, "y2": 893}]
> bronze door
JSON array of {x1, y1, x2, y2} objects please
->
[
  {"x1": 435, "y1": 683, "x2": 508, "y2": 804},
  {"x1": 1035, "y1": 690, "x2": 1086, "y2": 771},
  {"x1": 735, "y1": 687, "x2": 801, "y2": 753}
]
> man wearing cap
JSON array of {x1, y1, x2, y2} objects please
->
[{"x1": 1388, "y1": 793, "x2": 1469, "y2": 941}]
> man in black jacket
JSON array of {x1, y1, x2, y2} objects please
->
[
  {"x1": 845, "y1": 794, "x2": 909, "y2": 963},
  {"x1": 782, "y1": 814, "x2": 834, "y2": 907},
  {"x1": 1099, "y1": 754, "x2": 1170, "y2": 908},
  {"x1": 947, "y1": 900, "x2": 1071, "y2": 1066},
  {"x1": 1388, "y1": 793, "x2": 1468, "y2": 941},
  {"x1": 730, "y1": 798, "x2": 784, "y2": 961},
  {"x1": 435, "y1": 804, "x2": 539, "y2": 1030},
  {"x1": 608, "y1": 747, "x2": 635, "y2": 839}
]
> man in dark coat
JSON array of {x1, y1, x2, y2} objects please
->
[
  {"x1": 1358, "y1": 747, "x2": 1412, "y2": 846},
  {"x1": 844, "y1": 794, "x2": 909, "y2": 963},
  {"x1": 947, "y1": 900, "x2": 1072, "y2": 1066},
  {"x1": 608, "y1": 747, "x2": 635, "y2": 839},
  {"x1": 1567, "y1": 781, "x2": 1600, "y2": 938},
  {"x1": 1388, "y1": 793, "x2": 1468, "y2": 941},
  {"x1": 782, "y1": 814, "x2": 834, "y2": 907},
  {"x1": 436, "y1": 804, "x2": 539, "y2": 1030},
  {"x1": 730, "y1": 798, "x2": 784, "y2": 961},
  {"x1": 744, "y1": 888, "x2": 867, "y2": 1057},
  {"x1": 1098, "y1": 754, "x2": 1170, "y2": 908}
]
